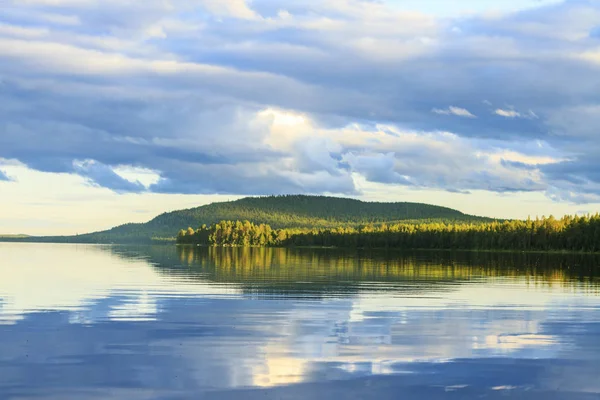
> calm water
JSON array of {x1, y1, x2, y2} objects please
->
[{"x1": 1, "y1": 244, "x2": 600, "y2": 399}]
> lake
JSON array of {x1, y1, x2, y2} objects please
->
[{"x1": 1, "y1": 243, "x2": 600, "y2": 399}]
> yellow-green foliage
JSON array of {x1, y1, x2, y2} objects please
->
[{"x1": 178, "y1": 214, "x2": 600, "y2": 252}]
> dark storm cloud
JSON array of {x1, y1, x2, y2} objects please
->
[{"x1": 0, "y1": 0, "x2": 599, "y2": 199}]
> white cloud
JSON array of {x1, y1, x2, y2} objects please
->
[
  {"x1": 200, "y1": 0, "x2": 258, "y2": 19},
  {"x1": 494, "y1": 108, "x2": 539, "y2": 119},
  {"x1": 259, "y1": 109, "x2": 554, "y2": 194},
  {"x1": 113, "y1": 165, "x2": 161, "y2": 188},
  {"x1": 495, "y1": 109, "x2": 521, "y2": 118},
  {"x1": 432, "y1": 106, "x2": 477, "y2": 118}
]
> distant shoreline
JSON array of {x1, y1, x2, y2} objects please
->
[{"x1": 3, "y1": 238, "x2": 600, "y2": 256}]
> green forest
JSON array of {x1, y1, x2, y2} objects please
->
[
  {"x1": 177, "y1": 214, "x2": 600, "y2": 253},
  {"x1": 1, "y1": 195, "x2": 490, "y2": 244}
]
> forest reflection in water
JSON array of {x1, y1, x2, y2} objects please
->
[{"x1": 114, "y1": 245, "x2": 600, "y2": 296}]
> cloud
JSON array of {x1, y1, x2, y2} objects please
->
[
  {"x1": 494, "y1": 109, "x2": 538, "y2": 119},
  {"x1": 495, "y1": 109, "x2": 521, "y2": 118},
  {"x1": 0, "y1": 170, "x2": 13, "y2": 181},
  {"x1": 343, "y1": 152, "x2": 414, "y2": 186},
  {"x1": 261, "y1": 117, "x2": 553, "y2": 194},
  {"x1": 432, "y1": 106, "x2": 477, "y2": 118},
  {"x1": 200, "y1": 0, "x2": 259, "y2": 19},
  {"x1": 0, "y1": 0, "x2": 599, "y2": 201},
  {"x1": 545, "y1": 104, "x2": 600, "y2": 139},
  {"x1": 538, "y1": 157, "x2": 600, "y2": 202},
  {"x1": 73, "y1": 160, "x2": 146, "y2": 193}
]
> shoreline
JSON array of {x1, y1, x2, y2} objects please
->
[
  {"x1": 175, "y1": 243, "x2": 600, "y2": 256},
  {"x1": 3, "y1": 239, "x2": 600, "y2": 256}
]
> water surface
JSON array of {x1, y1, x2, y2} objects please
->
[{"x1": 1, "y1": 243, "x2": 600, "y2": 399}]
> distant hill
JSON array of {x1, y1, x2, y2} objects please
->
[{"x1": 4, "y1": 195, "x2": 494, "y2": 244}]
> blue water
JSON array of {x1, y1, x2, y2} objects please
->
[{"x1": 1, "y1": 243, "x2": 600, "y2": 399}]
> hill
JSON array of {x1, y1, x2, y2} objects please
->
[{"x1": 5, "y1": 195, "x2": 494, "y2": 244}]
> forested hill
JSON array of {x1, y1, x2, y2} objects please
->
[{"x1": 6, "y1": 195, "x2": 492, "y2": 244}]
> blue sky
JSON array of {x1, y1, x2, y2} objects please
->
[{"x1": 1, "y1": 0, "x2": 600, "y2": 234}]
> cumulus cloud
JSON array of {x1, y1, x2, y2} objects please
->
[{"x1": 0, "y1": 0, "x2": 599, "y2": 201}]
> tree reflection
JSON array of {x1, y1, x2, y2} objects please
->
[{"x1": 110, "y1": 246, "x2": 600, "y2": 296}]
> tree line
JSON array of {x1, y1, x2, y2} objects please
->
[{"x1": 177, "y1": 214, "x2": 600, "y2": 253}]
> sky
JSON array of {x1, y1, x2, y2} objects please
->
[{"x1": 1, "y1": 0, "x2": 600, "y2": 235}]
